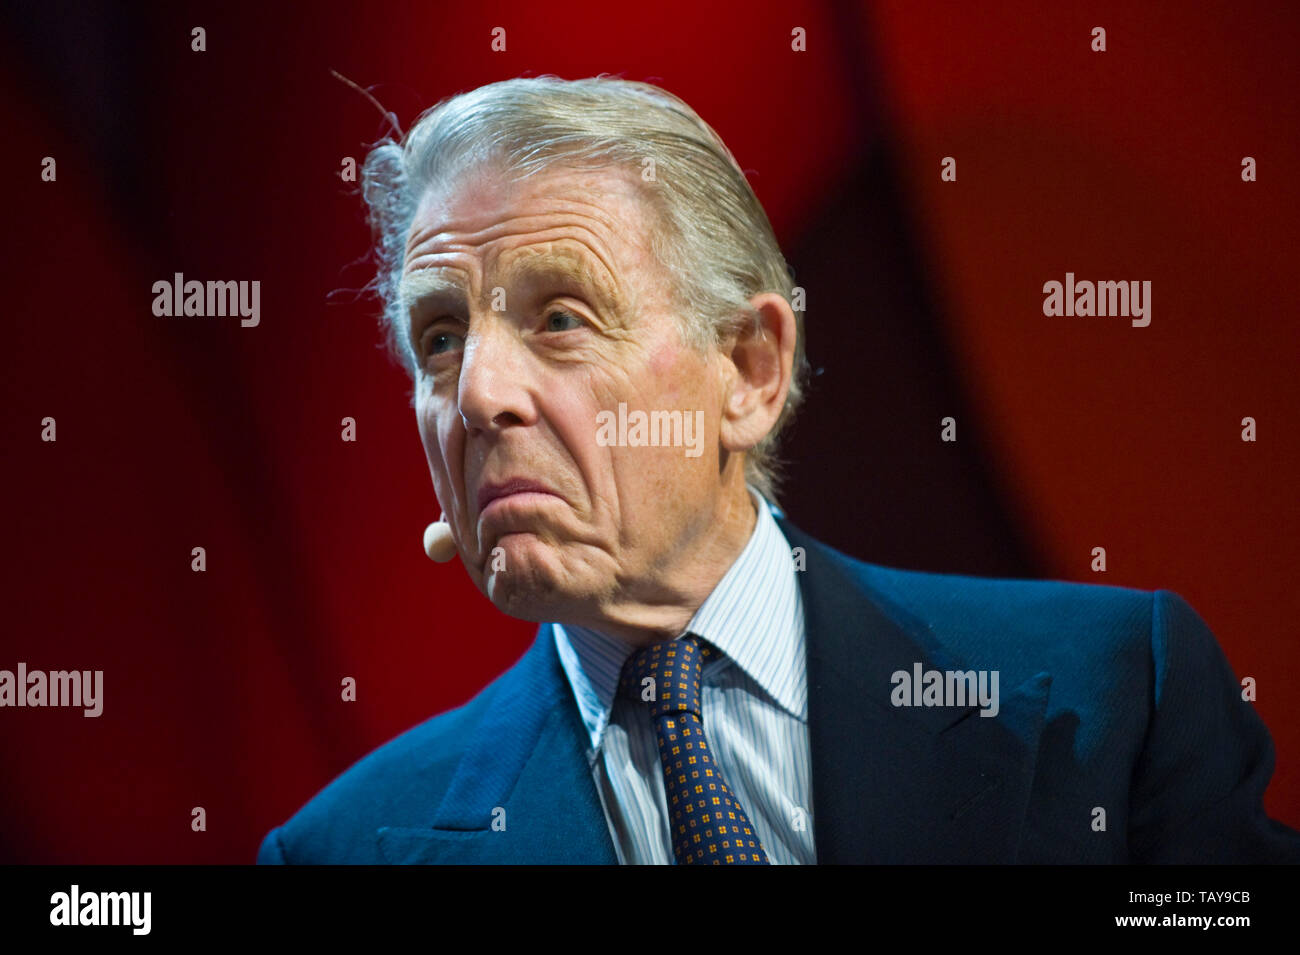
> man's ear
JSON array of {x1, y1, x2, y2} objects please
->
[{"x1": 719, "y1": 292, "x2": 796, "y2": 454}]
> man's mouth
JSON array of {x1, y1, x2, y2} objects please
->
[{"x1": 476, "y1": 478, "x2": 562, "y2": 517}]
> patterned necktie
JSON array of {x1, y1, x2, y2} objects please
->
[{"x1": 619, "y1": 633, "x2": 770, "y2": 865}]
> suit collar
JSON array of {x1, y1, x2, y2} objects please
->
[
  {"x1": 377, "y1": 627, "x2": 618, "y2": 864},
  {"x1": 778, "y1": 517, "x2": 1052, "y2": 863}
]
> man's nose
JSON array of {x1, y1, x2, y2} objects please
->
[{"x1": 456, "y1": 321, "x2": 536, "y2": 435}]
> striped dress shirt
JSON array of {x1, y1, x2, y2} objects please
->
[{"x1": 553, "y1": 487, "x2": 816, "y2": 864}]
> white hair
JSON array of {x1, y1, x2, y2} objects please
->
[{"x1": 361, "y1": 74, "x2": 808, "y2": 504}]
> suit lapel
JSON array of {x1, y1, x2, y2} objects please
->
[
  {"x1": 779, "y1": 518, "x2": 1052, "y2": 863},
  {"x1": 377, "y1": 626, "x2": 618, "y2": 864}
]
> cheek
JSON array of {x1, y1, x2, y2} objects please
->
[
  {"x1": 416, "y1": 397, "x2": 460, "y2": 501},
  {"x1": 544, "y1": 379, "x2": 604, "y2": 464},
  {"x1": 648, "y1": 341, "x2": 677, "y2": 377},
  {"x1": 646, "y1": 339, "x2": 718, "y2": 410},
  {"x1": 646, "y1": 342, "x2": 692, "y2": 404}
]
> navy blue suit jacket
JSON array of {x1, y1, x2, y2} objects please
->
[{"x1": 258, "y1": 518, "x2": 1300, "y2": 863}]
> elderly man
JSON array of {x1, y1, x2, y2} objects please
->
[{"x1": 259, "y1": 76, "x2": 1300, "y2": 864}]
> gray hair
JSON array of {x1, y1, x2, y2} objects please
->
[{"x1": 361, "y1": 74, "x2": 808, "y2": 504}]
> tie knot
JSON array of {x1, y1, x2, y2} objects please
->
[{"x1": 619, "y1": 633, "x2": 716, "y2": 719}]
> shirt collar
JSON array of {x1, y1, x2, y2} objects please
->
[{"x1": 554, "y1": 485, "x2": 806, "y2": 752}]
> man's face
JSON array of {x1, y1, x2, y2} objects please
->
[{"x1": 401, "y1": 162, "x2": 731, "y2": 626}]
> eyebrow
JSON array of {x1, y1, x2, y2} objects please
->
[{"x1": 399, "y1": 269, "x2": 462, "y2": 313}]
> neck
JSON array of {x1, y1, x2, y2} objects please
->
[{"x1": 577, "y1": 480, "x2": 759, "y2": 648}]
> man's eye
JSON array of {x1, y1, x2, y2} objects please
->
[
  {"x1": 544, "y1": 310, "x2": 584, "y2": 333},
  {"x1": 426, "y1": 330, "x2": 465, "y2": 356}
]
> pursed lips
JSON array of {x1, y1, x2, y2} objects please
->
[{"x1": 476, "y1": 478, "x2": 561, "y2": 516}]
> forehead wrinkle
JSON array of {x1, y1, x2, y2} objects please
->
[
  {"x1": 402, "y1": 174, "x2": 650, "y2": 262},
  {"x1": 401, "y1": 177, "x2": 660, "y2": 316},
  {"x1": 404, "y1": 200, "x2": 625, "y2": 260},
  {"x1": 404, "y1": 221, "x2": 640, "y2": 314}
]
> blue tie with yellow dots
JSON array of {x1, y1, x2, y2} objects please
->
[{"x1": 619, "y1": 633, "x2": 770, "y2": 865}]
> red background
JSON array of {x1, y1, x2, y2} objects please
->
[{"x1": 1, "y1": 0, "x2": 1295, "y2": 862}]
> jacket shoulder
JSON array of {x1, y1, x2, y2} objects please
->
[
  {"x1": 259, "y1": 666, "x2": 507, "y2": 864},
  {"x1": 785, "y1": 523, "x2": 1167, "y2": 739},
  {"x1": 791, "y1": 524, "x2": 1159, "y2": 657}
]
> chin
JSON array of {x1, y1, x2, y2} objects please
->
[
  {"x1": 480, "y1": 535, "x2": 611, "y2": 623},
  {"x1": 484, "y1": 574, "x2": 584, "y2": 625},
  {"x1": 478, "y1": 536, "x2": 584, "y2": 622}
]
